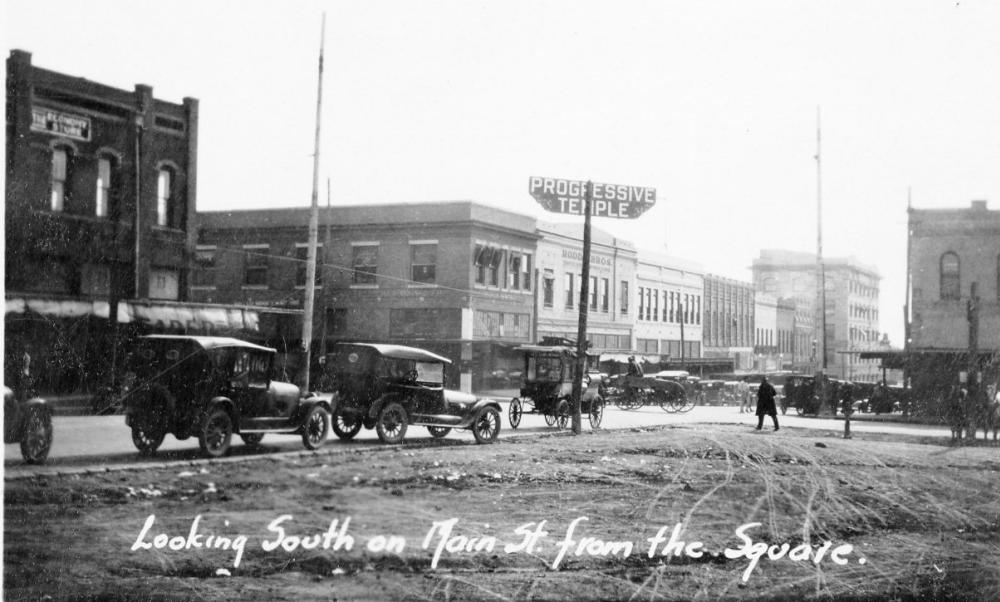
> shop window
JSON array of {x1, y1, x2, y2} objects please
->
[
  {"x1": 95, "y1": 157, "x2": 112, "y2": 217},
  {"x1": 243, "y1": 245, "x2": 269, "y2": 287},
  {"x1": 411, "y1": 242, "x2": 437, "y2": 284},
  {"x1": 352, "y1": 244, "x2": 378, "y2": 285},
  {"x1": 51, "y1": 147, "x2": 69, "y2": 212},
  {"x1": 940, "y1": 252, "x2": 960, "y2": 300}
]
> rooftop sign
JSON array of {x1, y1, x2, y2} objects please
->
[{"x1": 528, "y1": 176, "x2": 656, "y2": 219}]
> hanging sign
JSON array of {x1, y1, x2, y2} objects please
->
[{"x1": 528, "y1": 176, "x2": 656, "y2": 218}]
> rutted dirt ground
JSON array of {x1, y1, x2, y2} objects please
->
[{"x1": 4, "y1": 423, "x2": 1000, "y2": 601}]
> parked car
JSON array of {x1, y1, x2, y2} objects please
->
[
  {"x1": 4, "y1": 385, "x2": 53, "y2": 464},
  {"x1": 122, "y1": 335, "x2": 331, "y2": 458},
  {"x1": 323, "y1": 343, "x2": 502, "y2": 444}
]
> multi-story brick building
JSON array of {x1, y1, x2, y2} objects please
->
[
  {"x1": 195, "y1": 202, "x2": 539, "y2": 391},
  {"x1": 634, "y1": 251, "x2": 704, "y2": 367},
  {"x1": 752, "y1": 249, "x2": 882, "y2": 381},
  {"x1": 702, "y1": 275, "x2": 755, "y2": 371}
]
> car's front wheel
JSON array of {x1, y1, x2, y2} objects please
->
[
  {"x1": 332, "y1": 410, "x2": 363, "y2": 440},
  {"x1": 301, "y1": 405, "x2": 330, "y2": 450},
  {"x1": 472, "y1": 407, "x2": 500, "y2": 444},
  {"x1": 198, "y1": 407, "x2": 233, "y2": 458},
  {"x1": 376, "y1": 402, "x2": 408, "y2": 444},
  {"x1": 20, "y1": 406, "x2": 53, "y2": 464}
]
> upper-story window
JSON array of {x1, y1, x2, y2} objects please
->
[
  {"x1": 243, "y1": 244, "x2": 269, "y2": 287},
  {"x1": 601, "y1": 278, "x2": 609, "y2": 312},
  {"x1": 410, "y1": 242, "x2": 437, "y2": 284},
  {"x1": 475, "y1": 246, "x2": 505, "y2": 286},
  {"x1": 96, "y1": 157, "x2": 112, "y2": 217},
  {"x1": 637, "y1": 286, "x2": 645, "y2": 320},
  {"x1": 192, "y1": 245, "x2": 216, "y2": 287},
  {"x1": 352, "y1": 243, "x2": 379, "y2": 285},
  {"x1": 156, "y1": 169, "x2": 171, "y2": 226},
  {"x1": 543, "y1": 270, "x2": 555, "y2": 307},
  {"x1": 940, "y1": 252, "x2": 960, "y2": 300},
  {"x1": 51, "y1": 148, "x2": 69, "y2": 212},
  {"x1": 295, "y1": 243, "x2": 323, "y2": 287},
  {"x1": 620, "y1": 281, "x2": 629, "y2": 315},
  {"x1": 565, "y1": 273, "x2": 575, "y2": 309}
]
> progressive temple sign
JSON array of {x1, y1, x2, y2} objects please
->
[{"x1": 528, "y1": 176, "x2": 657, "y2": 218}]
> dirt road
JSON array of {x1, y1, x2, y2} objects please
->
[{"x1": 4, "y1": 421, "x2": 999, "y2": 600}]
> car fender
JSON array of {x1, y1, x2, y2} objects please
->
[
  {"x1": 294, "y1": 395, "x2": 333, "y2": 422},
  {"x1": 367, "y1": 392, "x2": 407, "y2": 422},
  {"x1": 470, "y1": 398, "x2": 502, "y2": 414},
  {"x1": 206, "y1": 396, "x2": 237, "y2": 422}
]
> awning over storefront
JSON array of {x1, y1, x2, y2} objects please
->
[{"x1": 5, "y1": 296, "x2": 302, "y2": 334}]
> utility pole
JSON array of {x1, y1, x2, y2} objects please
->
[
  {"x1": 300, "y1": 13, "x2": 325, "y2": 393},
  {"x1": 570, "y1": 181, "x2": 594, "y2": 434},
  {"x1": 319, "y1": 177, "x2": 332, "y2": 360}
]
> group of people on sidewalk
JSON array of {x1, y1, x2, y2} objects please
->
[{"x1": 736, "y1": 376, "x2": 779, "y2": 431}]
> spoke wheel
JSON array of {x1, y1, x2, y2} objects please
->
[
  {"x1": 20, "y1": 407, "x2": 53, "y2": 464},
  {"x1": 301, "y1": 405, "x2": 330, "y2": 450},
  {"x1": 131, "y1": 412, "x2": 166, "y2": 456},
  {"x1": 544, "y1": 411, "x2": 556, "y2": 427},
  {"x1": 472, "y1": 407, "x2": 500, "y2": 444},
  {"x1": 332, "y1": 409, "x2": 363, "y2": 440},
  {"x1": 240, "y1": 433, "x2": 265, "y2": 446},
  {"x1": 555, "y1": 399, "x2": 570, "y2": 430},
  {"x1": 427, "y1": 426, "x2": 452, "y2": 439},
  {"x1": 198, "y1": 407, "x2": 233, "y2": 458},
  {"x1": 376, "y1": 401, "x2": 408, "y2": 444},
  {"x1": 508, "y1": 397, "x2": 523, "y2": 429},
  {"x1": 588, "y1": 397, "x2": 605, "y2": 429}
]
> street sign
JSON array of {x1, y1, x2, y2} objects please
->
[{"x1": 528, "y1": 176, "x2": 657, "y2": 218}]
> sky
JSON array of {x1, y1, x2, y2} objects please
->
[{"x1": 4, "y1": 0, "x2": 1000, "y2": 347}]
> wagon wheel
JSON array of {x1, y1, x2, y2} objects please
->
[
  {"x1": 555, "y1": 399, "x2": 570, "y2": 430},
  {"x1": 332, "y1": 409, "x2": 363, "y2": 440},
  {"x1": 508, "y1": 397, "x2": 523, "y2": 429},
  {"x1": 588, "y1": 397, "x2": 605, "y2": 429},
  {"x1": 657, "y1": 390, "x2": 677, "y2": 413},
  {"x1": 427, "y1": 426, "x2": 451, "y2": 439},
  {"x1": 544, "y1": 409, "x2": 556, "y2": 427},
  {"x1": 471, "y1": 407, "x2": 501, "y2": 444}
]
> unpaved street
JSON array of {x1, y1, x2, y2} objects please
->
[{"x1": 4, "y1": 419, "x2": 998, "y2": 601}]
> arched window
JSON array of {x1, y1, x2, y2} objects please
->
[
  {"x1": 940, "y1": 252, "x2": 960, "y2": 300},
  {"x1": 156, "y1": 168, "x2": 172, "y2": 227}
]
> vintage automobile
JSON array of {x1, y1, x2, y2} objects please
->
[
  {"x1": 123, "y1": 335, "x2": 332, "y2": 458},
  {"x1": 323, "y1": 343, "x2": 502, "y2": 444},
  {"x1": 4, "y1": 385, "x2": 53, "y2": 464}
]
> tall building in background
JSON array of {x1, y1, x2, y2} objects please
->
[
  {"x1": 702, "y1": 275, "x2": 755, "y2": 371},
  {"x1": 752, "y1": 249, "x2": 882, "y2": 381}
]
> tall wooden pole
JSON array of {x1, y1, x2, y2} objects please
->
[
  {"x1": 320, "y1": 177, "x2": 332, "y2": 359},
  {"x1": 301, "y1": 13, "x2": 325, "y2": 393},
  {"x1": 571, "y1": 181, "x2": 594, "y2": 434},
  {"x1": 816, "y1": 107, "x2": 827, "y2": 372}
]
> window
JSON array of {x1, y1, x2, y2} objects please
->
[
  {"x1": 669, "y1": 291, "x2": 676, "y2": 322},
  {"x1": 565, "y1": 273, "x2": 575, "y2": 309},
  {"x1": 646, "y1": 288, "x2": 653, "y2": 321},
  {"x1": 522, "y1": 254, "x2": 532, "y2": 291},
  {"x1": 243, "y1": 245, "x2": 269, "y2": 287},
  {"x1": 601, "y1": 278, "x2": 609, "y2": 312},
  {"x1": 192, "y1": 246, "x2": 216, "y2": 287},
  {"x1": 695, "y1": 296, "x2": 701, "y2": 325},
  {"x1": 410, "y1": 243, "x2": 437, "y2": 284},
  {"x1": 96, "y1": 157, "x2": 111, "y2": 217},
  {"x1": 543, "y1": 270, "x2": 555, "y2": 307},
  {"x1": 51, "y1": 148, "x2": 68, "y2": 212},
  {"x1": 489, "y1": 249, "x2": 503, "y2": 286},
  {"x1": 509, "y1": 253, "x2": 521, "y2": 289},
  {"x1": 620, "y1": 281, "x2": 629, "y2": 315},
  {"x1": 295, "y1": 244, "x2": 322, "y2": 287},
  {"x1": 940, "y1": 252, "x2": 960, "y2": 300},
  {"x1": 352, "y1": 244, "x2": 378, "y2": 284},
  {"x1": 590, "y1": 276, "x2": 598, "y2": 310},
  {"x1": 638, "y1": 286, "x2": 645, "y2": 320},
  {"x1": 652, "y1": 288, "x2": 659, "y2": 321},
  {"x1": 474, "y1": 245, "x2": 488, "y2": 284},
  {"x1": 662, "y1": 291, "x2": 668, "y2": 322},
  {"x1": 156, "y1": 169, "x2": 172, "y2": 227}
]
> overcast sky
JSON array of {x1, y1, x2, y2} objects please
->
[{"x1": 5, "y1": 0, "x2": 1000, "y2": 346}]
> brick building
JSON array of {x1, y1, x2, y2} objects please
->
[
  {"x1": 702, "y1": 275, "x2": 755, "y2": 371},
  {"x1": 194, "y1": 202, "x2": 539, "y2": 391},
  {"x1": 634, "y1": 250, "x2": 704, "y2": 367}
]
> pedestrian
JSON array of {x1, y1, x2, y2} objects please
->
[
  {"x1": 738, "y1": 377, "x2": 750, "y2": 413},
  {"x1": 626, "y1": 356, "x2": 644, "y2": 378},
  {"x1": 755, "y1": 375, "x2": 779, "y2": 431}
]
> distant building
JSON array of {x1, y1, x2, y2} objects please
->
[
  {"x1": 702, "y1": 275, "x2": 755, "y2": 371},
  {"x1": 633, "y1": 250, "x2": 704, "y2": 367},
  {"x1": 195, "y1": 201, "x2": 540, "y2": 391},
  {"x1": 752, "y1": 249, "x2": 882, "y2": 382}
]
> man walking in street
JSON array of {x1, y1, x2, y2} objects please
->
[
  {"x1": 755, "y1": 375, "x2": 779, "y2": 431},
  {"x1": 738, "y1": 377, "x2": 750, "y2": 413}
]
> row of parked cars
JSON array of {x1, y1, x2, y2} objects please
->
[{"x1": 120, "y1": 335, "x2": 503, "y2": 459}]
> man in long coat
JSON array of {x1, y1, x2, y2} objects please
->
[{"x1": 755, "y1": 375, "x2": 779, "y2": 431}]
